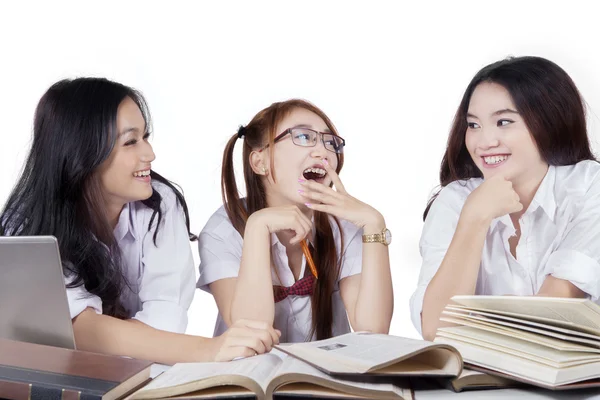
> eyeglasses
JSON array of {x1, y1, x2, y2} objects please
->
[{"x1": 258, "y1": 127, "x2": 346, "y2": 154}]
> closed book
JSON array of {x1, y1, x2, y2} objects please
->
[{"x1": 0, "y1": 338, "x2": 152, "y2": 400}]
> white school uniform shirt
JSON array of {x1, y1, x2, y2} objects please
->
[
  {"x1": 197, "y1": 205, "x2": 363, "y2": 343},
  {"x1": 410, "y1": 160, "x2": 600, "y2": 335},
  {"x1": 65, "y1": 182, "x2": 196, "y2": 333}
]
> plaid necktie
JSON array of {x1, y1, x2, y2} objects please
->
[{"x1": 273, "y1": 274, "x2": 315, "y2": 303}]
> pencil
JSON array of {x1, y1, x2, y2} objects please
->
[{"x1": 301, "y1": 239, "x2": 318, "y2": 279}]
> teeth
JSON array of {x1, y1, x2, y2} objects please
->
[
  {"x1": 303, "y1": 167, "x2": 326, "y2": 177},
  {"x1": 134, "y1": 170, "x2": 151, "y2": 177},
  {"x1": 483, "y1": 155, "x2": 509, "y2": 165}
]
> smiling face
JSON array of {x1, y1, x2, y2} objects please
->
[
  {"x1": 259, "y1": 107, "x2": 340, "y2": 207},
  {"x1": 98, "y1": 96, "x2": 156, "y2": 212},
  {"x1": 465, "y1": 82, "x2": 548, "y2": 186}
]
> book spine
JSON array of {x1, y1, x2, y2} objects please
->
[{"x1": 0, "y1": 380, "x2": 102, "y2": 400}]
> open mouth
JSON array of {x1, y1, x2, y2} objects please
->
[
  {"x1": 482, "y1": 155, "x2": 510, "y2": 166},
  {"x1": 302, "y1": 166, "x2": 327, "y2": 182},
  {"x1": 133, "y1": 169, "x2": 151, "y2": 182}
]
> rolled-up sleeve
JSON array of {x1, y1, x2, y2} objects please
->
[
  {"x1": 339, "y1": 222, "x2": 363, "y2": 280},
  {"x1": 133, "y1": 198, "x2": 196, "y2": 333},
  {"x1": 542, "y1": 181, "x2": 600, "y2": 300},
  {"x1": 409, "y1": 185, "x2": 465, "y2": 335},
  {"x1": 65, "y1": 275, "x2": 103, "y2": 319},
  {"x1": 196, "y1": 224, "x2": 244, "y2": 293}
]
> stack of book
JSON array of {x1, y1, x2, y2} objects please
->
[
  {"x1": 0, "y1": 338, "x2": 152, "y2": 399},
  {"x1": 434, "y1": 295, "x2": 600, "y2": 390}
]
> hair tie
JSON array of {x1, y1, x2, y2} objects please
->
[{"x1": 237, "y1": 125, "x2": 246, "y2": 139}]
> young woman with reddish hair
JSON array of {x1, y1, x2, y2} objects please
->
[{"x1": 198, "y1": 99, "x2": 393, "y2": 342}]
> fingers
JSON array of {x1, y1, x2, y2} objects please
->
[
  {"x1": 234, "y1": 319, "x2": 281, "y2": 345},
  {"x1": 322, "y1": 159, "x2": 346, "y2": 194},
  {"x1": 214, "y1": 345, "x2": 257, "y2": 362},
  {"x1": 304, "y1": 203, "x2": 334, "y2": 214},
  {"x1": 290, "y1": 211, "x2": 311, "y2": 244},
  {"x1": 299, "y1": 180, "x2": 344, "y2": 205}
]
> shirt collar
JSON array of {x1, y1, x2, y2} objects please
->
[
  {"x1": 113, "y1": 202, "x2": 136, "y2": 241},
  {"x1": 529, "y1": 165, "x2": 557, "y2": 222},
  {"x1": 490, "y1": 165, "x2": 557, "y2": 230}
]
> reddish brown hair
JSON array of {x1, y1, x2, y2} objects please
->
[{"x1": 221, "y1": 99, "x2": 345, "y2": 340}]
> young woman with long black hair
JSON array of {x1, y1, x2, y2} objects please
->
[{"x1": 0, "y1": 77, "x2": 279, "y2": 363}]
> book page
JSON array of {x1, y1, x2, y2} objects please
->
[
  {"x1": 446, "y1": 305, "x2": 600, "y2": 342},
  {"x1": 437, "y1": 326, "x2": 600, "y2": 367},
  {"x1": 450, "y1": 368, "x2": 517, "y2": 391},
  {"x1": 441, "y1": 311, "x2": 600, "y2": 351},
  {"x1": 435, "y1": 332, "x2": 600, "y2": 387},
  {"x1": 268, "y1": 353, "x2": 412, "y2": 399},
  {"x1": 451, "y1": 296, "x2": 600, "y2": 334},
  {"x1": 277, "y1": 332, "x2": 459, "y2": 375},
  {"x1": 131, "y1": 353, "x2": 282, "y2": 399}
]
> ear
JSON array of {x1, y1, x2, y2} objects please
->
[{"x1": 249, "y1": 150, "x2": 268, "y2": 176}]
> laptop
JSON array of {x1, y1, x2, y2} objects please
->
[{"x1": 0, "y1": 236, "x2": 76, "y2": 349}]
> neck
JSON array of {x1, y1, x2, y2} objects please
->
[
  {"x1": 105, "y1": 201, "x2": 125, "y2": 230},
  {"x1": 510, "y1": 164, "x2": 549, "y2": 219}
]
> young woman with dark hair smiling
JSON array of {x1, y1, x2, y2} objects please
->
[
  {"x1": 0, "y1": 77, "x2": 279, "y2": 363},
  {"x1": 411, "y1": 56, "x2": 600, "y2": 341}
]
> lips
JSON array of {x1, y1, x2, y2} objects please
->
[
  {"x1": 302, "y1": 165, "x2": 327, "y2": 181},
  {"x1": 482, "y1": 154, "x2": 509, "y2": 165}
]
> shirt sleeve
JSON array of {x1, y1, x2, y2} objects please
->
[
  {"x1": 339, "y1": 221, "x2": 363, "y2": 280},
  {"x1": 132, "y1": 193, "x2": 196, "y2": 333},
  {"x1": 65, "y1": 274, "x2": 103, "y2": 319},
  {"x1": 409, "y1": 185, "x2": 465, "y2": 335},
  {"x1": 542, "y1": 178, "x2": 600, "y2": 300},
  {"x1": 196, "y1": 222, "x2": 244, "y2": 293}
]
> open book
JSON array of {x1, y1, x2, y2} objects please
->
[
  {"x1": 433, "y1": 295, "x2": 600, "y2": 390},
  {"x1": 131, "y1": 332, "x2": 463, "y2": 400},
  {"x1": 444, "y1": 368, "x2": 520, "y2": 392},
  {"x1": 131, "y1": 349, "x2": 412, "y2": 400}
]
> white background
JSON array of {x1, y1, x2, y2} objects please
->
[{"x1": 1, "y1": 0, "x2": 599, "y2": 340}]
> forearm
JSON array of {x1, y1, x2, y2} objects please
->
[
  {"x1": 73, "y1": 310, "x2": 214, "y2": 364},
  {"x1": 421, "y1": 213, "x2": 490, "y2": 340},
  {"x1": 230, "y1": 221, "x2": 275, "y2": 325},
  {"x1": 537, "y1": 275, "x2": 587, "y2": 298},
  {"x1": 351, "y1": 220, "x2": 393, "y2": 333}
]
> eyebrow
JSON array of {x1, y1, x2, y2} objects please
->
[
  {"x1": 467, "y1": 108, "x2": 519, "y2": 119},
  {"x1": 292, "y1": 124, "x2": 332, "y2": 133},
  {"x1": 118, "y1": 126, "x2": 147, "y2": 137}
]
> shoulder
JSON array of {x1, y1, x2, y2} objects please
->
[
  {"x1": 152, "y1": 180, "x2": 181, "y2": 211},
  {"x1": 199, "y1": 204, "x2": 241, "y2": 242},
  {"x1": 430, "y1": 178, "x2": 482, "y2": 214},
  {"x1": 554, "y1": 161, "x2": 600, "y2": 198}
]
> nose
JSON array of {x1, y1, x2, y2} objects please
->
[
  {"x1": 141, "y1": 141, "x2": 156, "y2": 163},
  {"x1": 478, "y1": 126, "x2": 500, "y2": 150},
  {"x1": 310, "y1": 134, "x2": 328, "y2": 159}
]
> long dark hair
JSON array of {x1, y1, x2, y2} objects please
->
[
  {"x1": 424, "y1": 56, "x2": 596, "y2": 219},
  {"x1": 0, "y1": 77, "x2": 196, "y2": 318},
  {"x1": 222, "y1": 99, "x2": 345, "y2": 340}
]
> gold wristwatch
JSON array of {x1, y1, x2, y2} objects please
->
[{"x1": 362, "y1": 228, "x2": 392, "y2": 246}]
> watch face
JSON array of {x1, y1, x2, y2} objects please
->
[{"x1": 384, "y1": 229, "x2": 392, "y2": 245}]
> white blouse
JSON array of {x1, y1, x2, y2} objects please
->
[
  {"x1": 66, "y1": 182, "x2": 196, "y2": 333},
  {"x1": 197, "y1": 205, "x2": 363, "y2": 342},
  {"x1": 410, "y1": 160, "x2": 600, "y2": 335}
]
